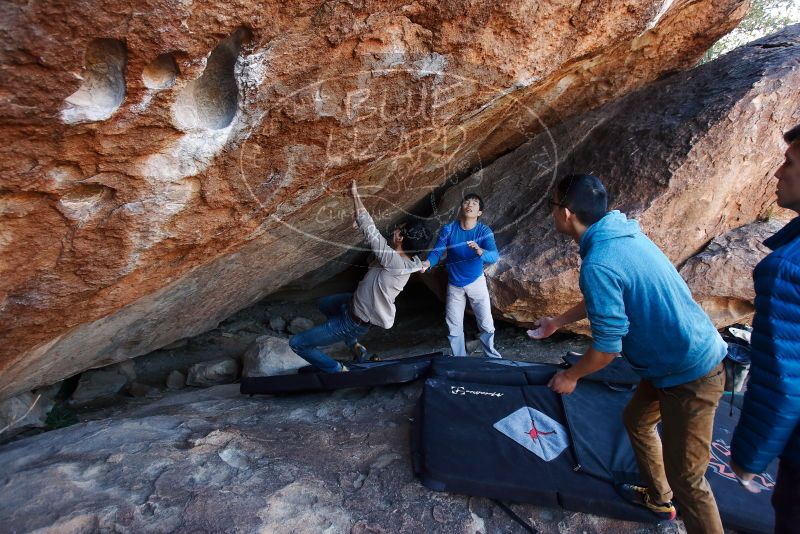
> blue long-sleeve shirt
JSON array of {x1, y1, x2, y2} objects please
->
[{"x1": 426, "y1": 220, "x2": 499, "y2": 287}]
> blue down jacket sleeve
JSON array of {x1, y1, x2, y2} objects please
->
[{"x1": 732, "y1": 250, "x2": 800, "y2": 473}]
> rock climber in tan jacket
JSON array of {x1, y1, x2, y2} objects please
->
[{"x1": 288, "y1": 181, "x2": 429, "y2": 372}]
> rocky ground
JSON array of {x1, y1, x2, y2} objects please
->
[
  {"x1": 2, "y1": 382, "x2": 688, "y2": 534},
  {"x1": 0, "y1": 279, "x2": 705, "y2": 533}
]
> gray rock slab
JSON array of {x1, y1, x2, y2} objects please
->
[{"x1": 0, "y1": 381, "x2": 668, "y2": 533}]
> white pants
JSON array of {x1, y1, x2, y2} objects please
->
[{"x1": 445, "y1": 275, "x2": 502, "y2": 358}]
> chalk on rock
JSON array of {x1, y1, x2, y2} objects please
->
[{"x1": 61, "y1": 39, "x2": 127, "y2": 124}]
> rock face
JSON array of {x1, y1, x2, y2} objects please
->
[
  {"x1": 0, "y1": 382, "x2": 670, "y2": 533},
  {"x1": 0, "y1": 391, "x2": 54, "y2": 439},
  {"x1": 681, "y1": 219, "x2": 785, "y2": 328},
  {"x1": 428, "y1": 27, "x2": 800, "y2": 328},
  {"x1": 0, "y1": 0, "x2": 748, "y2": 399}
]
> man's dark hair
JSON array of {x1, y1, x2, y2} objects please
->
[
  {"x1": 555, "y1": 174, "x2": 608, "y2": 226},
  {"x1": 463, "y1": 192, "x2": 484, "y2": 211},
  {"x1": 784, "y1": 124, "x2": 800, "y2": 144},
  {"x1": 400, "y1": 221, "x2": 431, "y2": 256}
]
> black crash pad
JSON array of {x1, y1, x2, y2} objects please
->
[
  {"x1": 430, "y1": 357, "x2": 560, "y2": 386},
  {"x1": 240, "y1": 352, "x2": 442, "y2": 394},
  {"x1": 411, "y1": 377, "x2": 657, "y2": 523},
  {"x1": 412, "y1": 376, "x2": 778, "y2": 533}
]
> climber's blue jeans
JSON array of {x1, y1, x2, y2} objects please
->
[{"x1": 288, "y1": 293, "x2": 369, "y2": 373}]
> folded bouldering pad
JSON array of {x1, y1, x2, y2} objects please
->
[
  {"x1": 240, "y1": 352, "x2": 442, "y2": 394},
  {"x1": 412, "y1": 374, "x2": 777, "y2": 533}
]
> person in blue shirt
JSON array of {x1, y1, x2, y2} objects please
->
[
  {"x1": 529, "y1": 174, "x2": 727, "y2": 533},
  {"x1": 420, "y1": 193, "x2": 502, "y2": 358},
  {"x1": 731, "y1": 125, "x2": 800, "y2": 533}
]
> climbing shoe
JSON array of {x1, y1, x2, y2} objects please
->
[
  {"x1": 339, "y1": 364, "x2": 349, "y2": 373},
  {"x1": 617, "y1": 484, "x2": 677, "y2": 521},
  {"x1": 350, "y1": 342, "x2": 369, "y2": 363}
]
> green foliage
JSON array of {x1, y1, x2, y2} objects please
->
[{"x1": 702, "y1": 0, "x2": 800, "y2": 62}]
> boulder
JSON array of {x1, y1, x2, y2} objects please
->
[
  {"x1": 287, "y1": 317, "x2": 315, "y2": 335},
  {"x1": 166, "y1": 370, "x2": 187, "y2": 390},
  {"x1": 269, "y1": 317, "x2": 287, "y2": 333},
  {"x1": 242, "y1": 335, "x2": 309, "y2": 377},
  {"x1": 425, "y1": 27, "x2": 800, "y2": 329},
  {"x1": 0, "y1": 0, "x2": 748, "y2": 399},
  {"x1": 186, "y1": 358, "x2": 239, "y2": 387},
  {"x1": 0, "y1": 391, "x2": 54, "y2": 439},
  {"x1": 70, "y1": 361, "x2": 136, "y2": 404},
  {"x1": 681, "y1": 219, "x2": 785, "y2": 328}
]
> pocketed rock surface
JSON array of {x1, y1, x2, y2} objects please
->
[{"x1": 0, "y1": 0, "x2": 748, "y2": 400}]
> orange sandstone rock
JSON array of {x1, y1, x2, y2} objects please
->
[{"x1": 0, "y1": 0, "x2": 747, "y2": 398}]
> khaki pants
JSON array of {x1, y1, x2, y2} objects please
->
[{"x1": 623, "y1": 363, "x2": 725, "y2": 534}]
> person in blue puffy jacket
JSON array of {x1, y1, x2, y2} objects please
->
[{"x1": 732, "y1": 125, "x2": 800, "y2": 533}]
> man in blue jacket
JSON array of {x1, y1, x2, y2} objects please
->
[
  {"x1": 732, "y1": 125, "x2": 800, "y2": 532},
  {"x1": 530, "y1": 174, "x2": 727, "y2": 534},
  {"x1": 420, "y1": 193, "x2": 502, "y2": 358}
]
